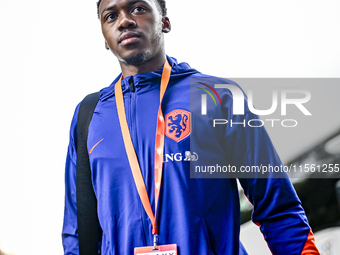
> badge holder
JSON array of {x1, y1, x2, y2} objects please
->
[
  {"x1": 135, "y1": 244, "x2": 177, "y2": 255},
  {"x1": 116, "y1": 60, "x2": 177, "y2": 255},
  {"x1": 135, "y1": 234, "x2": 177, "y2": 254}
]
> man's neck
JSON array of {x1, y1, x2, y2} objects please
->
[{"x1": 119, "y1": 54, "x2": 166, "y2": 77}]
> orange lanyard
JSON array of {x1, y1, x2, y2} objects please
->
[{"x1": 115, "y1": 60, "x2": 172, "y2": 245}]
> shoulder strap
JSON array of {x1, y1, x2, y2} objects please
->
[{"x1": 76, "y1": 92, "x2": 101, "y2": 255}]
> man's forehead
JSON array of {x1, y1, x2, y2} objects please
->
[{"x1": 99, "y1": 0, "x2": 157, "y2": 14}]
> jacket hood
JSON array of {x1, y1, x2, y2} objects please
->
[{"x1": 99, "y1": 56, "x2": 200, "y2": 101}]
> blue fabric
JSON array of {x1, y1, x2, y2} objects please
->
[{"x1": 62, "y1": 56, "x2": 311, "y2": 255}]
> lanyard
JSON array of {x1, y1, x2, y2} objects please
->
[{"x1": 115, "y1": 60, "x2": 172, "y2": 246}]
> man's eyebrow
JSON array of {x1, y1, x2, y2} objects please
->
[
  {"x1": 101, "y1": 0, "x2": 150, "y2": 17},
  {"x1": 101, "y1": 5, "x2": 116, "y2": 17}
]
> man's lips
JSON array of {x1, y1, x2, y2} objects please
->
[{"x1": 118, "y1": 32, "x2": 141, "y2": 46}]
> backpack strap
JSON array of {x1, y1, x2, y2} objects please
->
[{"x1": 76, "y1": 92, "x2": 102, "y2": 255}]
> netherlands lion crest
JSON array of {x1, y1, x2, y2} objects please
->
[{"x1": 165, "y1": 110, "x2": 191, "y2": 142}]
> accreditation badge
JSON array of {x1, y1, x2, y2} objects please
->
[{"x1": 134, "y1": 244, "x2": 177, "y2": 255}]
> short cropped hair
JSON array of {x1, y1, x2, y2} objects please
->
[{"x1": 97, "y1": 0, "x2": 167, "y2": 18}]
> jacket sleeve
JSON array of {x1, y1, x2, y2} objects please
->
[
  {"x1": 231, "y1": 110, "x2": 320, "y2": 254},
  {"x1": 62, "y1": 104, "x2": 80, "y2": 255}
]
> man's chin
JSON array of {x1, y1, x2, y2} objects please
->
[{"x1": 121, "y1": 52, "x2": 150, "y2": 66}]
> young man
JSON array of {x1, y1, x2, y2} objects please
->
[{"x1": 62, "y1": 0, "x2": 320, "y2": 254}]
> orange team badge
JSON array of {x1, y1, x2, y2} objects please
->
[{"x1": 165, "y1": 110, "x2": 191, "y2": 142}]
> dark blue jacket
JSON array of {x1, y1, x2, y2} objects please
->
[{"x1": 62, "y1": 56, "x2": 317, "y2": 255}]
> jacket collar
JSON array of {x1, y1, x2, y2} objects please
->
[{"x1": 99, "y1": 56, "x2": 199, "y2": 101}]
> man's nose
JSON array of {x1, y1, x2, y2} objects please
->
[{"x1": 118, "y1": 12, "x2": 137, "y2": 31}]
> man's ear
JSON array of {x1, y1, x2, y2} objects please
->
[
  {"x1": 162, "y1": 17, "x2": 171, "y2": 33},
  {"x1": 105, "y1": 41, "x2": 110, "y2": 50}
]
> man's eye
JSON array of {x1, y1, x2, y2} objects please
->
[
  {"x1": 105, "y1": 13, "x2": 117, "y2": 21},
  {"x1": 132, "y1": 6, "x2": 145, "y2": 13}
]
